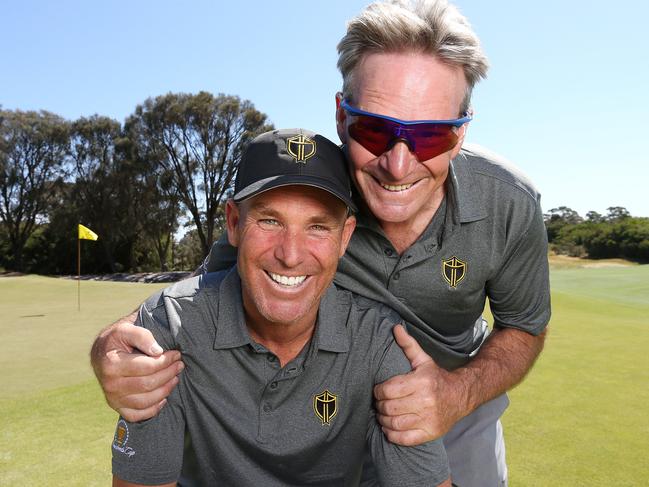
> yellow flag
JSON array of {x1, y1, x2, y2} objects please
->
[{"x1": 78, "y1": 224, "x2": 99, "y2": 241}]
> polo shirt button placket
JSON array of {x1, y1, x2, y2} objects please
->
[{"x1": 266, "y1": 354, "x2": 279, "y2": 369}]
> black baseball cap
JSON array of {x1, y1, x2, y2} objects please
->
[{"x1": 233, "y1": 128, "x2": 357, "y2": 212}]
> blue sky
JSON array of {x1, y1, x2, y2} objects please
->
[{"x1": 3, "y1": 0, "x2": 648, "y2": 217}]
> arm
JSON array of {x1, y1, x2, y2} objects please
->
[
  {"x1": 376, "y1": 198, "x2": 550, "y2": 445},
  {"x1": 369, "y1": 324, "x2": 451, "y2": 486},
  {"x1": 90, "y1": 235, "x2": 236, "y2": 421},
  {"x1": 111, "y1": 297, "x2": 185, "y2": 485},
  {"x1": 375, "y1": 324, "x2": 545, "y2": 445}
]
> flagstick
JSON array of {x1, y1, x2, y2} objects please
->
[{"x1": 77, "y1": 236, "x2": 81, "y2": 311}]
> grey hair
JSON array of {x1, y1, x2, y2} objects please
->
[{"x1": 337, "y1": 0, "x2": 489, "y2": 115}]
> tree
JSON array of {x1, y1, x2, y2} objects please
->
[
  {"x1": 543, "y1": 206, "x2": 582, "y2": 242},
  {"x1": 125, "y1": 92, "x2": 273, "y2": 255},
  {"x1": 605, "y1": 206, "x2": 630, "y2": 222},
  {"x1": 585, "y1": 211, "x2": 604, "y2": 223},
  {"x1": 69, "y1": 115, "x2": 141, "y2": 272},
  {"x1": 0, "y1": 109, "x2": 69, "y2": 271},
  {"x1": 138, "y1": 170, "x2": 181, "y2": 271}
]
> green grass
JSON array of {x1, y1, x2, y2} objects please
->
[
  {"x1": 1, "y1": 268, "x2": 648, "y2": 485},
  {"x1": 501, "y1": 265, "x2": 649, "y2": 486},
  {"x1": 0, "y1": 275, "x2": 167, "y2": 486}
]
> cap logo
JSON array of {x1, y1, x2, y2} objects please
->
[{"x1": 286, "y1": 135, "x2": 316, "y2": 163}]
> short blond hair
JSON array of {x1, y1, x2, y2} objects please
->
[{"x1": 337, "y1": 0, "x2": 489, "y2": 114}]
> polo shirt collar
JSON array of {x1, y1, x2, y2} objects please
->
[
  {"x1": 213, "y1": 267, "x2": 251, "y2": 349},
  {"x1": 312, "y1": 284, "x2": 350, "y2": 353},
  {"x1": 448, "y1": 150, "x2": 488, "y2": 223},
  {"x1": 213, "y1": 266, "x2": 350, "y2": 354}
]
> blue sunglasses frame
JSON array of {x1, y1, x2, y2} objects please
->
[
  {"x1": 340, "y1": 99, "x2": 472, "y2": 161},
  {"x1": 340, "y1": 99, "x2": 473, "y2": 127}
]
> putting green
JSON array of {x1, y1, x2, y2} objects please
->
[{"x1": 1, "y1": 267, "x2": 647, "y2": 485}]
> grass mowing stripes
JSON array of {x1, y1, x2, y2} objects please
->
[
  {"x1": 502, "y1": 265, "x2": 649, "y2": 486},
  {"x1": 1, "y1": 266, "x2": 647, "y2": 485}
]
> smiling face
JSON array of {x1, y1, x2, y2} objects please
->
[
  {"x1": 226, "y1": 186, "x2": 356, "y2": 332},
  {"x1": 336, "y1": 51, "x2": 469, "y2": 236}
]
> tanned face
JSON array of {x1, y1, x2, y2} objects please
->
[
  {"x1": 336, "y1": 51, "x2": 469, "y2": 234},
  {"x1": 226, "y1": 186, "x2": 356, "y2": 331}
]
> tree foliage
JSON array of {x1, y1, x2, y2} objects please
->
[
  {"x1": 546, "y1": 206, "x2": 649, "y2": 262},
  {"x1": 126, "y1": 92, "x2": 273, "y2": 255},
  {"x1": 0, "y1": 91, "x2": 273, "y2": 274},
  {"x1": 0, "y1": 109, "x2": 69, "y2": 271}
]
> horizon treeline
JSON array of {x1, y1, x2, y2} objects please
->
[
  {"x1": 544, "y1": 206, "x2": 649, "y2": 262},
  {"x1": 2, "y1": 93, "x2": 648, "y2": 274},
  {"x1": 0, "y1": 91, "x2": 273, "y2": 274}
]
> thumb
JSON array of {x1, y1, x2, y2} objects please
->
[
  {"x1": 393, "y1": 324, "x2": 432, "y2": 369},
  {"x1": 116, "y1": 323, "x2": 163, "y2": 356}
]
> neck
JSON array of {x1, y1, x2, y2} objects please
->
[
  {"x1": 245, "y1": 312, "x2": 317, "y2": 367},
  {"x1": 380, "y1": 185, "x2": 446, "y2": 254}
]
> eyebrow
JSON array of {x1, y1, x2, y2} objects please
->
[{"x1": 247, "y1": 201, "x2": 344, "y2": 225}]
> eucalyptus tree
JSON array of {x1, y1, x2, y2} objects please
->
[
  {"x1": 0, "y1": 109, "x2": 69, "y2": 271},
  {"x1": 126, "y1": 91, "x2": 273, "y2": 255}
]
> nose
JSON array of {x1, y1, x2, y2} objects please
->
[
  {"x1": 274, "y1": 228, "x2": 305, "y2": 268},
  {"x1": 380, "y1": 140, "x2": 418, "y2": 181}
]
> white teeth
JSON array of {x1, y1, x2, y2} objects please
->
[
  {"x1": 268, "y1": 272, "x2": 307, "y2": 287},
  {"x1": 381, "y1": 183, "x2": 414, "y2": 192}
]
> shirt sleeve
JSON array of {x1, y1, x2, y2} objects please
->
[
  {"x1": 368, "y1": 328, "x2": 450, "y2": 486},
  {"x1": 487, "y1": 200, "x2": 551, "y2": 335},
  {"x1": 198, "y1": 233, "x2": 238, "y2": 274},
  {"x1": 111, "y1": 295, "x2": 186, "y2": 484}
]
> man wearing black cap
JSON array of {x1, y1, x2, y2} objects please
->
[
  {"x1": 95, "y1": 1, "x2": 551, "y2": 485},
  {"x1": 111, "y1": 129, "x2": 451, "y2": 487}
]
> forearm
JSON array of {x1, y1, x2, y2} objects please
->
[{"x1": 453, "y1": 326, "x2": 547, "y2": 415}]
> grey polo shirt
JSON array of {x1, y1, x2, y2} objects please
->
[
  {"x1": 112, "y1": 267, "x2": 449, "y2": 486},
  {"x1": 202, "y1": 145, "x2": 551, "y2": 371}
]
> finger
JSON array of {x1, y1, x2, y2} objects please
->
[
  {"x1": 104, "y1": 358, "x2": 184, "y2": 397},
  {"x1": 393, "y1": 324, "x2": 433, "y2": 369},
  {"x1": 374, "y1": 370, "x2": 419, "y2": 401},
  {"x1": 376, "y1": 412, "x2": 421, "y2": 432},
  {"x1": 109, "y1": 375, "x2": 180, "y2": 411},
  {"x1": 104, "y1": 350, "x2": 182, "y2": 379},
  {"x1": 118, "y1": 399, "x2": 168, "y2": 423},
  {"x1": 381, "y1": 426, "x2": 429, "y2": 447},
  {"x1": 115, "y1": 323, "x2": 164, "y2": 356},
  {"x1": 375, "y1": 396, "x2": 418, "y2": 417}
]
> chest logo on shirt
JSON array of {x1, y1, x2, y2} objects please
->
[
  {"x1": 313, "y1": 389, "x2": 338, "y2": 425},
  {"x1": 287, "y1": 134, "x2": 316, "y2": 163},
  {"x1": 442, "y1": 256, "x2": 467, "y2": 288}
]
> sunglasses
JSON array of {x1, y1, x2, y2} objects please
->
[{"x1": 340, "y1": 99, "x2": 472, "y2": 161}]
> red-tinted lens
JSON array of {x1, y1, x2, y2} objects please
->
[
  {"x1": 348, "y1": 115, "x2": 458, "y2": 161},
  {"x1": 409, "y1": 125, "x2": 458, "y2": 161},
  {"x1": 348, "y1": 116, "x2": 394, "y2": 157}
]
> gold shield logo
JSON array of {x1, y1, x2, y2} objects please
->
[
  {"x1": 442, "y1": 256, "x2": 467, "y2": 288},
  {"x1": 313, "y1": 390, "x2": 338, "y2": 425},
  {"x1": 287, "y1": 135, "x2": 316, "y2": 163}
]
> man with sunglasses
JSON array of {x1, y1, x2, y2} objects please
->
[{"x1": 92, "y1": 1, "x2": 550, "y2": 485}]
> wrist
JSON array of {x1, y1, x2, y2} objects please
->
[{"x1": 448, "y1": 365, "x2": 481, "y2": 418}]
